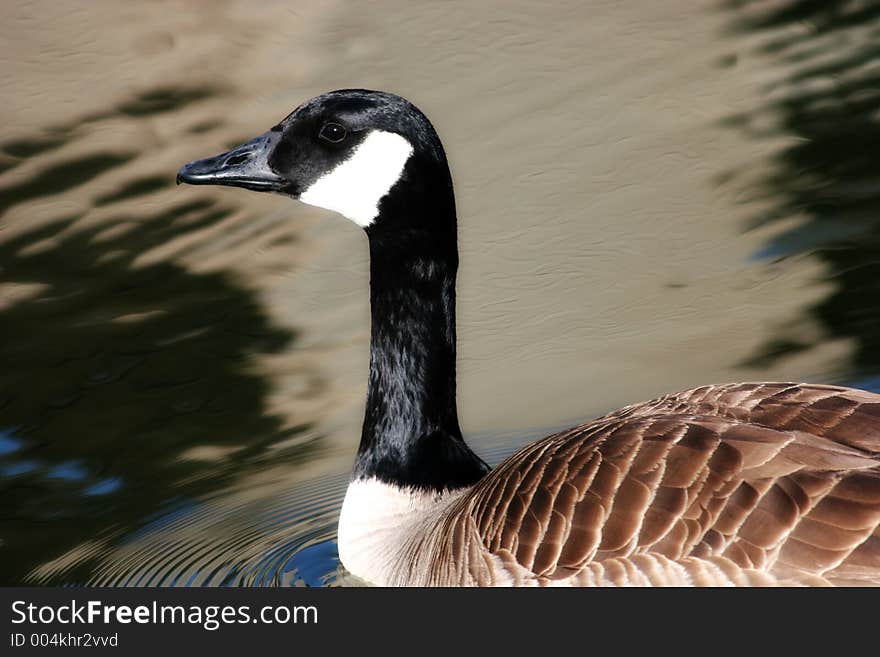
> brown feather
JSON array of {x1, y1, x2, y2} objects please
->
[{"x1": 455, "y1": 382, "x2": 880, "y2": 586}]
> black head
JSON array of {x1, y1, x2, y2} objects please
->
[{"x1": 177, "y1": 89, "x2": 455, "y2": 234}]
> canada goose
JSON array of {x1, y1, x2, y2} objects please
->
[{"x1": 178, "y1": 89, "x2": 880, "y2": 586}]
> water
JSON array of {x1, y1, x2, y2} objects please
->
[{"x1": 2, "y1": 0, "x2": 880, "y2": 585}]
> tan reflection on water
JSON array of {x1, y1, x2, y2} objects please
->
[{"x1": 0, "y1": 1, "x2": 860, "y2": 584}]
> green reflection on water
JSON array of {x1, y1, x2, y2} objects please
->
[
  {"x1": 723, "y1": 1, "x2": 880, "y2": 383},
  {"x1": 0, "y1": 84, "x2": 314, "y2": 584}
]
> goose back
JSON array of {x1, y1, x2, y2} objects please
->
[{"x1": 405, "y1": 382, "x2": 880, "y2": 586}]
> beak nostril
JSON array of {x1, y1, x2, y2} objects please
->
[{"x1": 225, "y1": 153, "x2": 250, "y2": 167}]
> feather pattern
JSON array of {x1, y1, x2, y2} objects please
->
[{"x1": 377, "y1": 382, "x2": 880, "y2": 586}]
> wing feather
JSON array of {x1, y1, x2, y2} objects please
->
[{"x1": 462, "y1": 382, "x2": 880, "y2": 585}]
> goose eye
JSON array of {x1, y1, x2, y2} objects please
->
[{"x1": 318, "y1": 122, "x2": 347, "y2": 144}]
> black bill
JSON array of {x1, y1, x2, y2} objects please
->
[{"x1": 176, "y1": 131, "x2": 286, "y2": 192}]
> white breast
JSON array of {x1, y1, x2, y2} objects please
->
[{"x1": 336, "y1": 478, "x2": 465, "y2": 585}]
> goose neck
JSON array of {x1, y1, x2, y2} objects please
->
[{"x1": 352, "y1": 224, "x2": 487, "y2": 490}]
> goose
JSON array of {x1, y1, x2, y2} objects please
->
[{"x1": 178, "y1": 89, "x2": 880, "y2": 587}]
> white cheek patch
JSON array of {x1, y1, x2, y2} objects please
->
[{"x1": 299, "y1": 130, "x2": 414, "y2": 227}]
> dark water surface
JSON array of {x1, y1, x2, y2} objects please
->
[{"x1": 2, "y1": 0, "x2": 880, "y2": 585}]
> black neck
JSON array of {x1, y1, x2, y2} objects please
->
[{"x1": 352, "y1": 160, "x2": 488, "y2": 491}]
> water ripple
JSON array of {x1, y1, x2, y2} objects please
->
[{"x1": 87, "y1": 473, "x2": 348, "y2": 587}]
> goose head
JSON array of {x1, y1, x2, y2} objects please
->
[{"x1": 177, "y1": 89, "x2": 455, "y2": 235}]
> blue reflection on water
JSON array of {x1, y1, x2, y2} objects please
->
[
  {"x1": 47, "y1": 461, "x2": 89, "y2": 481},
  {"x1": 1, "y1": 460, "x2": 39, "y2": 476},
  {"x1": 85, "y1": 477, "x2": 123, "y2": 496},
  {"x1": 279, "y1": 540, "x2": 340, "y2": 588},
  {"x1": 0, "y1": 429, "x2": 23, "y2": 455},
  {"x1": 846, "y1": 376, "x2": 880, "y2": 395}
]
